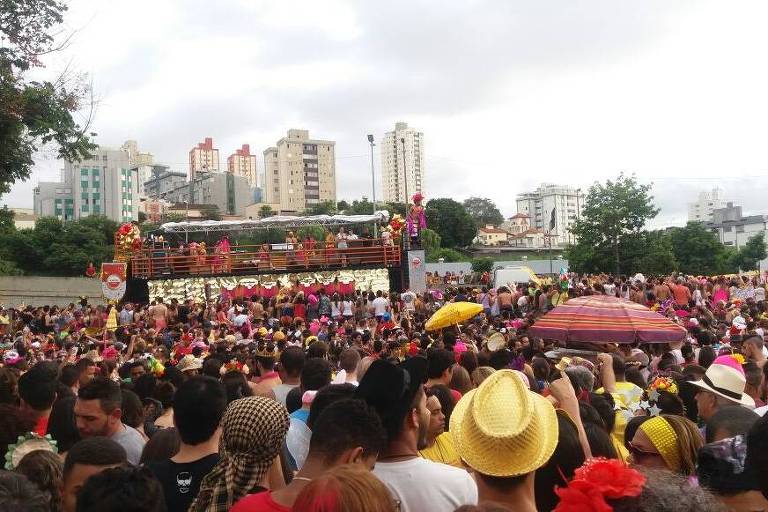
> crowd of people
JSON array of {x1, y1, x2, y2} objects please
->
[{"x1": 1, "y1": 272, "x2": 768, "y2": 511}]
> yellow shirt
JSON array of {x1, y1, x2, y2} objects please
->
[
  {"x1": 419, "y1": 432, "x2": 462, "y2": 468},
  {"x1": 612, "y1": 434, "x2": 629, "y2": 463}
]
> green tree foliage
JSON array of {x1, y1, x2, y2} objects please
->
[
  {"x1": 199, "y1": 205, "x2": 222, "y2": 221},
  {"x1": 471, "y1": 257, "x2": 495, "y2": 274},
  {"x1": 428, "y1": 248, "x2": 468, "y2": 263},
  {"x1": 667, "y1": 222, "x2": 730, "y2": 275},
  {"x1": 304, "y1": 200, "x2": 337, "y2": 216},
  {"x1": 0, "y1": 206, "x2": 16, "y2": 233},
  {"x1": 420, "y1": 228, "x2": 442, "y2": 255},
  {"x1": 463, "y1": 197, "x2": 504, "y2": 229},
  {"x1": 258, "y1": 205, "x2": 275, "y2": 218},
  {"x1": 1, "y1": 0, "x2": 97, "y2": 195},
  {"x1": 163, "y1": 213, "x2": 186, "y2": 223},
  {"x1": 568, "y1": 173, "x2": 660, "y2": 275},
  {"x1": 0, "y1": 215, "x2": 115, "y2": 276},
  {"x1": 734, "y1": 233, "x2": 767, "y2": 271},
  {"x1": 425, "y1": 198, "x2": 476, "y2": 249}
]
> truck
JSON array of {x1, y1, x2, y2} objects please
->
[{"x1": 492, "y1": 265, "x2": 541, "y2": 289}]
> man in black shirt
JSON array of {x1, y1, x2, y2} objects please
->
[{"x1": 146, "y1": 376, "x2": 226, "y2": 512}]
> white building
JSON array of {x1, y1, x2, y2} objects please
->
[
  {"x1": 515, "y1": 184, "x2": 584, "y2": 246},
  {"x1": 706, "y1": 202, "x2": 768, "y2": 249},
  {"x1": 688, "y1": 188, "x2": 725, "y2": 222},
  {"x1": 34, "y1": 143, "x2": 146, "y2": 223},
  {"x1": 381, "y1": 122, "x2": 424, "y2": 203}
]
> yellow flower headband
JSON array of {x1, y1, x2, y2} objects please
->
[{"x1": 639, "y1": 416, "x2": 680, "y2": 472}]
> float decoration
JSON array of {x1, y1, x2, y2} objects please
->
[{"x1": 114, "y1": 223, "x2": 142, "y2": 261}]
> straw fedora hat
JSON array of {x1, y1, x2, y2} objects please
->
[
  {"x1": 688, "y1": 355, "x2": 755, "y2": 408},
  {"x1": 485, "y1": 332, "x2": 506, "y2": 352},
  {"x1": 450, "y1": 369, "x2": 558, "y2": 477},
  {"x1": 176, "y1": 354, "x2": 203, "y2": 373}
]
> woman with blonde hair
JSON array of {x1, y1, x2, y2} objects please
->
[
  {"x1": 471, "y1": 366, "x2": 495, "y2": 387},
  {"x1": 292, "y1": 464, "x2": 396, "y2": 512},
  {"x1": 628, "y1": 414, "x2": 703, "y2": 476},
  {"x1": 450, "y1": 364, "x2": 473, "y2": 395}
]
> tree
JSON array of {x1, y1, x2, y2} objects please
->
[
  {"x1": 735, "y1": 233, "x2": 768, "y2": 271},
  {"x1": 138, "y1": 211, "x2": 147, "y2": 223},
  {"x1": 420, "y1": 228, "x2": 441, "y2": 255},
  {"x1": 629, "y1": 231, "x2": 677, "y2": 275},
  {"x1": 0, "y1": 215, "x2": 115, "y2": 276},
  {"x1": 343, "y1": 199, "x2": 376, "y2": 216},
  {"x1": 200, "y1": 205, "x2": 222, "y2": 221},
  {"x1": 424, "y1": 198, "x2": 476, "y2": 248},
  {"x1": 471, "y1": 257, "x2": 494, "y2": 274},
  {"x1": 1, "y1": 0, "x2": 97, "y2": 195},
  {"x1": 463, "y1": 197, "x2": 504, "y2": 229},
  {"x1": 428, "y1": 248, "x2": 467, "y2": 263},
  {"x1": 337, "y1": 200, "x2": 350, "y2": 212},
  {"x1": 305, "y1": 200, "x2": 337, "y2": 216},
  {"x1": 258, "y1": 205, "x2": 275, "y2": 218},
  {"x1": 0, "y1": 206, "x2": 16, "y2": 233},
  {"x1": 164, "y1": 213, "x2": 186, "y2": 223},
  {"x1": 668, "y1": 222, "x2": 728, "y2": 275},
  {"x1": 569, "y1": 173, "x2": 659, "y2": 275}
]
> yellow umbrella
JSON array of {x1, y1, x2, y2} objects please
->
[{"x1": 425, "y1": 302, "x2": 484, "y2": 331}]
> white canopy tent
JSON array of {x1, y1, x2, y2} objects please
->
[{"x1": 158, "y1": 211, "x2": 390, "y2": 234}]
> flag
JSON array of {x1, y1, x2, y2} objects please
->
[{"x1": 549, "y1": 208, "x2": 556, "y2": 232}]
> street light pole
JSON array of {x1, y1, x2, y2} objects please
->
[{"x1": 367, "y1": 134, "x2": 377, "y2": 238}]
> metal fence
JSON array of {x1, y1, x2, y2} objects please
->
[{"x1": 425, "y1": 259, "x2": 569, "y2": 276}]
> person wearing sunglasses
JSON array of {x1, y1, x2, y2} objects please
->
[{"x1": 628, "y1": 414, "x2": 702, "y2": 476}]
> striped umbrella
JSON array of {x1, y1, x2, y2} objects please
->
[{"x1": 528, "y1": 295, "x2": 687, "y2": 344}]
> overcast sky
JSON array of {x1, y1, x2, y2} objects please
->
[{"x1": 10, "y1": 0, "x2": 768, "y2": 228}]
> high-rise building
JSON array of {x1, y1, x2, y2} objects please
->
[
  {"x1": 121, "y1": 140, "x2": 153, "y2": 167},
  {"x1": 515, "y1": 183, "x2": 584, "y2": 246},
  {"x1": 34, "y1": 142, "x2": 146, "y2": 223},
  {"x1": 262, "y1": 129, "x2": 336, "y2": 213},
  {"x1": 189, "y1": 137, "x2": 220, "y2": 179},
  {"x1": 381, "y1": 122, "x2": 424, "y2": 203},
  {"x1": 227, "y1": 144, "x2": 258, "y2": 187},
  {"x1": 163, "y1": 172, "x2": 252, "y2": 217},
  {"x1": 688, "y1": 188, "x2": 725, "y2": 222}
]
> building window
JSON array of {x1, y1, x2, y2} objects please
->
[{"x1": 723, "y1": 226, "x2": 732, "y2": 232}]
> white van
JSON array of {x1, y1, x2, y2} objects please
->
[{"x1": 493, "y1": 265, "x2": 540, "y2": 289}]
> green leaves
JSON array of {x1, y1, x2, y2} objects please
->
[
  {"x1": 567, "y1": 173, "x2": 659, "y2": 274},
  {"x1": 0, "y1": 0, "x2": 95, "y2": 196},
  {"x1": 462, "y1": 197, "x2": 504, "y2": 229},
  {"x1": 0, "y1": 215, "x2": 115, "y2": 276},
  {"x1": 425, "y1": 198, "x2": 476, "y2": 249}
]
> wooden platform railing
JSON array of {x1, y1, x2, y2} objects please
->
[{"x1": 130, "y1": 239, "x2": 401, "y2": 279}]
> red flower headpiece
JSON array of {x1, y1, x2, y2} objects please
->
[
  {"x1": 220, "y1": 360, "x2": 249, "y2": 376},
  {"x1": 554, "y1": 458, "x2": 646, "y2": 512}
]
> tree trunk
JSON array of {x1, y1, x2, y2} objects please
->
[{"x1": 614, "y1": 238, "x2": 620, "y2": 277}]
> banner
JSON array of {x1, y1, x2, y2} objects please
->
[{"x1": 101, "y1": 262, "x2": 127, "y2": 301}]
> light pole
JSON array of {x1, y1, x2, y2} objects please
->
[{"x1": 367, "y1": 134, "x2": 377, "y2": 238}]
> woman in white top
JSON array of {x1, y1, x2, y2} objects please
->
[
  {"x1": 330, "y1": 292, "x2": 342, "y2": 319},
  {"x1": 342, "y1": 295, "x2": 355, "y2": 319}
]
